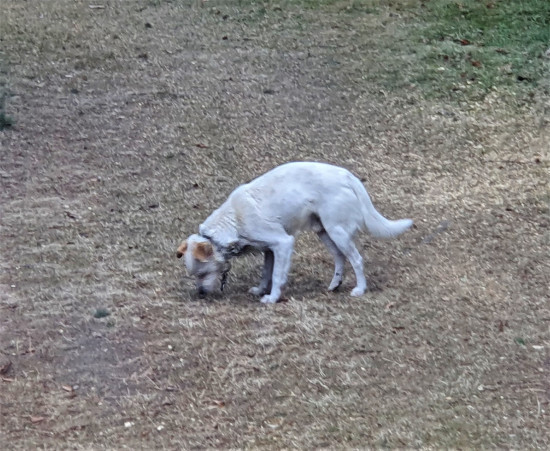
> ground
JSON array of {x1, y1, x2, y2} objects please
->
[{"x1": 0, "y1": 0, "x2": 549, "y2": 448}]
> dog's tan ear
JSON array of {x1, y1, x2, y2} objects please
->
[
  {"x1": 193, "y1": 241, "x2": 214, "y2": 262},
  {"x1": 176, "y1": 241, "x2": 188, "y2": 259}
]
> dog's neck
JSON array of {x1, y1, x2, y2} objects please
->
[
  {"x1": 199, "y1": 231, "x2": 243, "y2": 261},
  {"x1": 199, "y1": 204, "x2": 242, "y2": 260}
]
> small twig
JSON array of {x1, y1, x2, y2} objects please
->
[{"x1": 420, "y1": 220, "x2": 450, "y2": 244}]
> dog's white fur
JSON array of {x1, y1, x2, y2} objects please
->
[{"x1": 177, "y1": 162, "x2": 413, "y2": 303}]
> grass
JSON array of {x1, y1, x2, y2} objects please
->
[{"x1": 0, "y1": 0, "x2": 549, "y2": 448}]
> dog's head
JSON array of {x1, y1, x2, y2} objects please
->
[{"x1": 176, "y1": 234, "x2": 226, "y2": 297}]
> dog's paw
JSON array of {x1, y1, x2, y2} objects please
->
[
  {"x1": 328, "y1": 279, "x2": 342, "y2": 292},
  {"x1": 260, "y1": 294, "x2": 278, "y2": 304},
  {"x1": 249, "y1": 286, "x2": 266, "y2": 296},
  {"x1": 350, "y1": 286, "x2": 366, "y2": 297}
]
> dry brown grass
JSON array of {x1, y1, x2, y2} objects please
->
[{"x1": 1, "y1": 0, "x2": 549, "y2": 448}]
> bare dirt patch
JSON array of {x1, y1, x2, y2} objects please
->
[{"x1": 1, "y1": 1, "x2": 549, "y2": 448}]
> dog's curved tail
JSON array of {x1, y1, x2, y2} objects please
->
[{"x1": 350, "y1": 174, "x2": 413, "y2": 238}]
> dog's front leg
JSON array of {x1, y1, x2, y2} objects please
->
[
  {"x1": 249, "y1": 250, "x2": 274, "y2": 296},
  {"x1": 260, "y1": 236, "x2": 294, "y2": 304}
]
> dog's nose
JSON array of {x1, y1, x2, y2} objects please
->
[{"x1": 198, "y1": 287, "x2": 207, "y2": 298}]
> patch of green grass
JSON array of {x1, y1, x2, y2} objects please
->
[
  {"x1": 228, "y1": 0, "x2": 548, "y2": 102},
  {"x1": 403, "y1": 0, "x2": 550, "y2": 101}
]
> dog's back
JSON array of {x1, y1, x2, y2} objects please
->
[{"x1": 240, "y1": 162, "x2": 412, "y2": 238}]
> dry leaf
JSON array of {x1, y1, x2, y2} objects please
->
[
  {"x1": 207, "y1": 400, "x2": 226, "y2": 409},
  {"x1": 264, "y1": 417, "x2": 284, "y2": 428},
  {"x1": 0, "y1": 361, "x2": 12, "y2": 375}
]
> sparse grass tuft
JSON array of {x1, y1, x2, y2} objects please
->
[
  {"x1": 0, "y1": 82, "x2": 13, "y2": 130},
  {"x1": 93, "y1": 308, "x2": 111, "y2": 319},
  {"x1": 0, "y1": 109, "x2": 13, "y2": 130}
]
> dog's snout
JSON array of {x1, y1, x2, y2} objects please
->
[{"x1": 198, "y1": 286, "x2": 207, "y2": 298}]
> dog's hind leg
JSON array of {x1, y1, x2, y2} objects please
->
[
  {"x1": 249, "y1": 250, "x2": 274, "y2": 296},
  {"x1": 324, "y1": 226, "x2": 367, "y2": 297},
  {"x1": 317, "y1": 230, "x2": 345, "y2": 291}
]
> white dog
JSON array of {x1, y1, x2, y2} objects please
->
[{"x1": 177, "y1": 162, "x2": 413, "y2": 303}]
